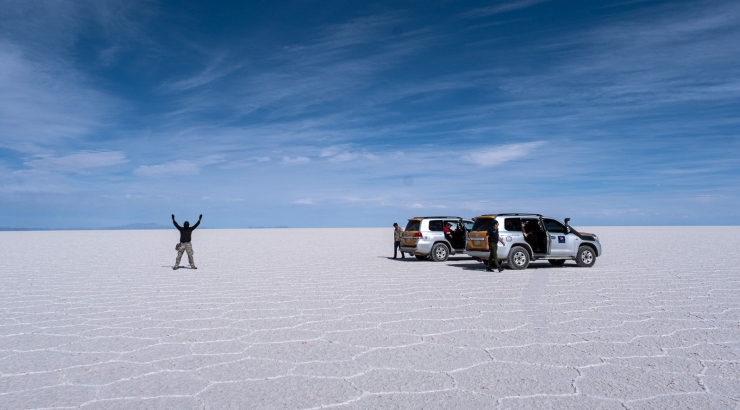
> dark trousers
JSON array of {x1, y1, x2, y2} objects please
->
[
  {"x1": 394, "y1": 241, "x2": 405, "y2": 258},
  {"x1": 487, "y1": 242, "x2": 499, "y2": 269}
]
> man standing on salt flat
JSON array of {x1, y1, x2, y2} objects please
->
[
  {"x1": 393, "y1": 222, "x2": 405, "y2": 259},
  {"x1": 172, "y1": 213, "x2": 202, "y2": 270}
]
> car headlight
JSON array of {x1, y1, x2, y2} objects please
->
[{"x1": 592, "y1": 235, "x2": 599, "y2": 242}]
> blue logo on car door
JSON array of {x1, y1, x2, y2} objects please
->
[{"x1": 558, "y1": 236, "x2": 565, "y2": 243}]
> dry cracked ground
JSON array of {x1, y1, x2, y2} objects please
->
[{"x1": 1, "y1": 227, "x2": 739, "y2": 409}]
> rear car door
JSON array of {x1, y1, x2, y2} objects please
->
[
  {"x1": 543, "y1": 218, "x2": 573, "y2": 257},
  {"x1": 402, "y1": 219, "x2": 422, "y2": 248},
  {"x1": 467, "y1": 217, "x2": 493, "y2": 252}
]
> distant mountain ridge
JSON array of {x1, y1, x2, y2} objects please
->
[
  {"x1": 0, "y1": 223, "x2": 169, "y2": 231},
  {"x1": 104, "y1": 223, "x2": 170, "y2": 230},
  {"x1": 0, "y1": 224, "x2": 289, "y2": 231}
]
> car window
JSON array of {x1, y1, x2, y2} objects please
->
[
  {"x1": 405, "y1": 220, "x2": 420, "y2": 231},
  {"x1": 444, "y1": 220, "x2": 459, "y2": 230},
  {"x1": 504, "y1": 218, "x2": 522, "y2": 232},
  {"x1": 428, "y1": 220, "x2": 444, "y2": 231},
  {"x1": 543, "y1": 218, "x2": 567, "y2": 233},
  {"x1": 464, "y1": 221, "x2": 474, "y2": 231},
  {"x1": 471, "y1": 219, "x2": 492, "y2": 232}
]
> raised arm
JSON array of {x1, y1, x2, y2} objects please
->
[
  {"x1": 191, "y1": 214, "x2": 202, "y2": 229},
  {"x1": 172, "y1": 214, "x2": 182, "y2": 229}
]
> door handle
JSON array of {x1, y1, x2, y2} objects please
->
[{"x1": 551, "y1": 236, "x2": 555, "y2": 239}]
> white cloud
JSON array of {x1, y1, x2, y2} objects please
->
[
  {"x1": 161, "y1": 55, "x2": 242, "y2": 92},
  {"x1": 320, "y1": 147, "x2": 341, "y2": 157},
  {"x1": 293, "y1": 199, "x2": 315, "y2": 205},
  {"x1": 254, "y1": 156, "x2": 271, "y2": 162},
  {"x1": 409, "y1": 203, "x2": 447, "y2": 209},
  {"x1": 320, "y1": 146, "x2": 379, "y2": 162},
  {"x1": 23, "y1": 151, "x2": 128, "y2": 172},
  {"x1": 466, "y1": 141, "x2": 546, "y2": 167},
  {"x1": 282, "y1": 156, "x2": 310, "y2": 164},
  {"x1": 0, "y1": 43, "x2": 114, "y2": 152},
  {"x1": 134, "y1": 160, "x2": 200, "y2": 177},
  {"x1": 330, "y1": 152, "x2": 358, "y2": 162},
  {"x1": 463, "y1": 0, "x2": 547, "y2": 17}
]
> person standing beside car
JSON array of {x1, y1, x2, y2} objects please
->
[
  {"x1": 486, "y1": 219, "x2": 505, "y2": 272},
  {"x1": 393, "y1": 223, "x2": 406, "y2": 259}
]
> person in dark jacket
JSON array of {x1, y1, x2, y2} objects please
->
[
  {"x1": 486, "y1": 219, "x2": 506, "y2": 272},
  {"x1": 172, "y1": 214, "x2": 202, "y2": 270}
]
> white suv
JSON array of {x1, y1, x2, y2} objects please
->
[
  {"x1": 400, "y1": 216, "x2": 474, "y2": 262},
  {"x1": 466, "y1": 213, "x2": 602, "y2": 269}
]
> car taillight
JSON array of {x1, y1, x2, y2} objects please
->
[{"x1": 413, "y1": 232, "x2": 422, "y2": 238}]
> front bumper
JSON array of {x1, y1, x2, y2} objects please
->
[{"x1": 592, "y1": 241, "x2": 602, "y2": 256}]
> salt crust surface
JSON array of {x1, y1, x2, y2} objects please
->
[{"x1": 0, "y1": 227, "x2": 738, "y2": 409}]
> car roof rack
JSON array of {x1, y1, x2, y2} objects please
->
[{"x1": 494, "y1": 213, "x2": 542, "y2": 217}]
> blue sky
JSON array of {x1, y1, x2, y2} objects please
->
[{"x1": 1, "y1": 0, "x2": 738, "y2": 229}]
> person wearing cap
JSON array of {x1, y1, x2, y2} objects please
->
[
  {"x1": 486, "y1": 219, "x2": 506, "y2": 272},
  {"x1": 393, "y1": 223, "x2": 406, "y2": 259}
]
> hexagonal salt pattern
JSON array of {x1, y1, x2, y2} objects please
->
[{"x1": 1, "y1": 227, "x2": 739, "y2": 409}]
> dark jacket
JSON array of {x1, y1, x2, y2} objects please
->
[{"x1": 173, "y1": 219, "x2": 200, "y2": 243}]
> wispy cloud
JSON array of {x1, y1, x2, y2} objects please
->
[
  {"x1": 410, "y1": 203, "x2": 447, "y2": 209},
  {"x1": 463, "y1": 0, "x2": 547, "y2": 17},
  {"x1": 23, "y1": 151, "x2": 128, "y2": 173},
  {"x1": 134, "y1": 160, "x2": 200, "y2": 177},
  {"x1": 293, "y1": 198, "x2": 315, "y2": 205},
  {"x1": 320, "y1": 146, "x2": 378, "y2": 162},
  {"x1": 0, "y1": 43, "x2": 115, "y2": 152},
  {"x1": 282, "y1": 156, "x2": 310, "y2": 165},
  {"x1": 466, "y1": 142, "x2": 546, "y2": 167},
  {"x1": 161, "y1": 55, "x2": 242, "y2": 92}
]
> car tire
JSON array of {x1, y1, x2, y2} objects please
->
[
  {"x1": 549, "y1": 259, "x2": 566, "y2": 266},
  {"x1": 431, "y1": 243, "x2": 450, "y2": 262},
  {"x1": 415, "y1": 255, "x2": 428, "y2": 261},
  {"x1": 576, "y1": 246, "x2": 596, "y2": 267},
  {"x1": 507, "y1": 246, "x2": 530, "y2": 270}
]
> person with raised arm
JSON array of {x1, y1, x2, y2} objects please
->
[{"x1": 172, "y1": 214, "x2": 202, "y2": 270}]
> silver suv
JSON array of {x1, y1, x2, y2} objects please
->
[
  {"x1": 466, "y1": 213, "x2": 602, "y2": 269},
  {"x1": 400, "y1": 216, "x2": 474, "y2": 262}
]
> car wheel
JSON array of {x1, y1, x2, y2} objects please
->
[
  {"x1": 415, "y1": 255, "x2": 428, "y2": 261},
  {"x1": 576, "y1": 246, "x2": 596, "y2": 267},
  {"x1": 549, "y1": 259, "x2": 566, "y2": 266},
  {"x1": 507, "y1": 246, "x2": 529, "y2": 270},
  {"x1": 431, "y1": 243, "x2": 450, "y2": 262}
]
